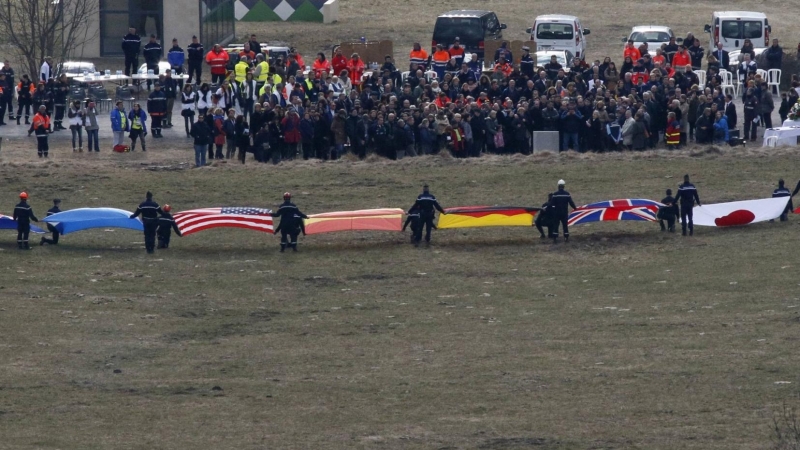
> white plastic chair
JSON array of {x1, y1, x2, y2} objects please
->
[
  {"x1": 720, "y1": 71, "x2": 736, "y2": 97},
  {"x1": 756, "y1": 68, "x2": 768, "y2": 82},
  {"x1": 695, "y1": 70, "x2": 706, "y2": 90},
  {"x1": 424, "y1": 70, "x2": 438, "y2": 81},
  {"x1": 764, "y1": 135, "x2": 779, "y2": 147},
  {"x1": 401, "y1": 71, "x2": 410, "y2": 82},
  {"x1": 361, "y1": 71, "x2": 372, "y2": 82},
  {"x1": 768, "y1": 69, "x2": 782, "y2": 95}
]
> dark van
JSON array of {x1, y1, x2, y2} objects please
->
[{"x1": 432, "y1": 10, "x2": 506, "y2": 63}]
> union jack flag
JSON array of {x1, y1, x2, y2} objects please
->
[{"x1": 568, "y1": 199, "x2": 664, "y2": 226}]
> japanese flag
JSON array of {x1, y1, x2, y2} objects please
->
[{"x1": 693, "y1": 197, "x2": 791, "y2": 227}]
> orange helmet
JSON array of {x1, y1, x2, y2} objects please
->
[
  {"x1": 163, "y1": 204, "x2": 171, "y2": 212},
  {"x1": 283, "y1": 192, "x2": 291, "y2": 200},
  {"x1": 19, "y1": 192, "x2": 28, "y2": 200}
]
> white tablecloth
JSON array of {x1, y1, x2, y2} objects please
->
[
  {"x1": 762, "y1": 126, "x2": 800, "y2": 147},
  {"x1": 131, "y1": 74, "x2": 189, "y2": 81},
  {"x1": 783, "y1": 119, "x2": 800, "y2": 127},
  {"x1": 73, "y1": 75, "x2": 130, "y2": 83}
]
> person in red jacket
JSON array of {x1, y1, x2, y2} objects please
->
[
  {"x1": 281, "y1": 108, "x2": 301, "y2": 160},
  {"x1": 347, "y1": 53, "x2": 365, "y2": 89},
  {"x1": 312, "y1": 52, "x2": 331, "y2": 79},
  {"x1": 434, "y1": 91, "x2": 450, "y2": 109},
  {"x1": 332, "y1": 47, "x2": 348, "y2": 78},
  {"x1": 205, "y1": 44, "x2": 230, "y2": 84},
  {"x1": 671, "y1": 45, "x2": 691, "y2": 70},
  {"x1": 623, "y1": 40, "x2": 641, "y2": 61},
  {"x1": 448, "y1": 120, "x2": 465, "y2": 157}
]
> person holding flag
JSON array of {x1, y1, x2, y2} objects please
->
[
  {"x1": 272, "y1": 192, "x2": 308, "y2": 252},
  {"x1": 551, "y1": 180, "x2": 576, "y2": 243},
  {"x1": 534, "y1": 193, "x2": 555, "y2": 239},
  {"x1": 409, "y1": 184, "x2": 445, "y2": 246},
  {"x1": 130, "y1": 191, "x2": 163, "y2": 254},
  {"x1": 658, "y1": 189, "x2": 678, "y2": 232},
  {"x1": 772, "y1": 179, "x2": 792, "y2": 222},
  {"x1": 40, "y1": 199, "x2": 62, "y2": 245},
  {"x1": 676, "y1": 174, "x2": 701, "y2": 236},
  {"x1": 157, "y1": 204, "x2": 182, "y2": 249},
  {"x1": 13, "y1": 192, "x2": 39, "y2": 250},
  {"x1": 402, "y1": 204, "x2": 423, "y2": 246}
]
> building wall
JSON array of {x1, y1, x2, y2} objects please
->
[
  {"x1": 74, "y1": 7, "x2": 101, "y2": 58},
  {"x1": 164, "y1": 1, "x2": 200, "y2": 50}
]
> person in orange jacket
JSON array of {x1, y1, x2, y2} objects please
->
[
  {"x1": 205, "y1": 44, "x2": 230, "y2": 84},
  {"x1": 671, "y1": 45, "x2": 691, "y2": 69},
  {"x1": 448, "y1": 37, "x2": 465, "y2": 66},
  {"x1": 432, "y1": 44, "x2": 450, "y2": 79},
  {"x1": 347, "y1": 53, "x2": 365, "y2": 88},
  {"x1": 409, "y1": 42, "x2": 428, "y2": 70},
  {"x1": 493, "y1": 56, "x2": 513, "y2": 78},
  {"x1": 332, "y1": 47, "x2": 349, "y2": 78},
  {"x1": 623, "y1": 40, "x2": 641, "y2": 61},
  {"x1": 16, "y1": 74, "x2": 36, "y2": 125},
  {"x1": 312, "y1": 52, "x2": 331, "y2": 79},
  {"x1": 31, "y1": 105, "x2": 51, "y2": 157},
  {"x1": 652, "y1": 48, "x2": 666, "y2": 67}
]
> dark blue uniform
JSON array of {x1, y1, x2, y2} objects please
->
[
  {"x1": 535, "y1": 199, "x2": 555, "y2": 238},
  {"x1": 658, "y1": 195, "x2": 678, "y2": 232},
  {"x1": 41, "y1": 205, "x2": 62, "y2": 245},
  {"x1": 410, "y1": 190, "x2": 444, "y2": 243},
  {"x1": 13, "y1": 201, "x2": 38, "y2": 249},
  {"x1": 157, "y1": 212, "x2": 182, "y2": 248},
  {"x1": 551, "y1": 187, "x2": 576, "y2": 241},
  {"x1": 403, "y1": 206, "x2": 424, "y2": 244},
  {"x1": 676, "y1": 182, "x2": 701, "y2": 235},
  {"x1": 130, "y1": 199, "x2": 162, "y2": 253},
  {"x1": 272, "y1": 201, "x2": 308, "y2": 251},
  {"x1": 772, "y1": 186, "x2": 792, "y2": 221}
]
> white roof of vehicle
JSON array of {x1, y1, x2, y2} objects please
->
[
  {"x1": 630, "y1": 25, "x2": 673, "y2": 32},
  {"x1": 713, "y1": 11, "x2": 767, "y2": 19},
  {"x1": 535, "y1": 15, "x2": 579, "y2": 22}
]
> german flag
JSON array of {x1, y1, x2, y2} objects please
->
[
  {"x1": 304, "y1": 208, "x2": 404, "y2": 235},
  {"x1": 437, "y1": 206, "x2": 539, "y2": 229}
]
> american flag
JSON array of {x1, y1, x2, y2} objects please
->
[
  {"x1": 568, "y1": 199, "x2": 663, "y2": 226},
  {"x1": 173, "y1": 207, "x2": 274, "y2": 236}
]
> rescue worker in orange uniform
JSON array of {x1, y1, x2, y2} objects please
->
[
  {"x1": 409, "y1": 43, "x2": 428, "y2": 70},
  {"x1": 432, "y1": 44, "x2": 450, "y2": 80},
  {"x1": 31, "y1": 105, "x2": 51, "y2": 157}
]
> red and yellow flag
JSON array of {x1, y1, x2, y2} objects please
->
[
  {"x1": 304, "y1": 208, "x2": 404, "y2": 235},
  {"x1": 437, "y1": 206, "x2": 539, "y2": 229}
]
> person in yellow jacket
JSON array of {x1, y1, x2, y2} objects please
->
[
  {"x1": 253, "y1": 54, "x2": 270, "y2": 91},
  {"x1": 234, "y1": 56, "x2": 250, "y2": 83}
]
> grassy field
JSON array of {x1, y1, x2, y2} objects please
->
[
  {"x1": 1, "y1": 143, "x2": 800, "y2": 449},
  {"x1": 240, "y1": 0, "x2": 800, "y2": 65}
]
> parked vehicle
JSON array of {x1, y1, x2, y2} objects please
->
[
  {"x1": 55, "y1": 61, "x2": 97, "y2": 78},
  {"x1": 432, "y1": 10, "x2": 506, "y2": 63},
  {"x1": 527, "y1": 15, "x2": 590, "y2": 60},
  {"x1": 137, "y1": 61, "x2": 172, "y2": 75},
  {"x1": 623, "y1": 26, "x2": 681, "y2": 56},
  {"x1": 704, "y1": 11, "x2": 771, "y2": 62},
  {"x1": 535, "y1": 50, "x2": 574, "y2": 72}
]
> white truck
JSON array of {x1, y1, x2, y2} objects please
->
[{"x1": 703, "y1": 11, "x2": 771, "y2": 63}]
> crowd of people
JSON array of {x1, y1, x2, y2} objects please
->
[{"x1": 2, "y1": 29, "x2": 800, "y2": 163}]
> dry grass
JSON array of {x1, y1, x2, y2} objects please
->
[
  {"x1": 1, "y1": 137, "x2": 800, "y2": 449},
  {"x1": 239, "y1": 0, "x2": 800, "y2": 64}
]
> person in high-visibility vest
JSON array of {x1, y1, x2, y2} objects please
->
[
  {"x1": 253, "y1": 54, "x2": 270, "y2": 91},
  {"x1": 31, "y1": 105, "x2": 51, "y2": 157},
  {"x1": 234, "y1": 56, "x2": 250, "y2": 83},
  {"x1": 431, "y1": 44, "x2": 450, "y2": 80},
  {"x1": 409, "y1": 43, "x2": 428, "y2": 70},
  {"x1": 665, "y1": 112, "x2": 681, "y2": 149}
]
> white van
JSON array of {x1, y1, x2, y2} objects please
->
[
  {"x1": 703, "y1": 11, "x2": 771, "y2": 62},
  {"x1": 526, "y1": 15, "x2": 590, "y2": 60}
]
